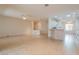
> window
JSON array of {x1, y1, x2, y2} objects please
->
[{"x1": 65, "y1": 24, "x2": 73, "y2": 31}]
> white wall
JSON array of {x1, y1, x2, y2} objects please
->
[
  {"x1": 40, "y1": 20, "x2": 48, "y2": 35},
  {"x1": 0, "y1": 15, "x2": 32, "y2": 37}
]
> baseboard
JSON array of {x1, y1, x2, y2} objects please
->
[{"x1": 0, "y1": 33, "x2": 29, "y2": 39}]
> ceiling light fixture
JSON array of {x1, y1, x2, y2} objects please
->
[
  {"x1": 66, "y1": 14, "x2": 71, "y2": 17},
  {"x1": 21, "y1": 15, "x2": 27, "y2": 20},
  {"x1": 44, "y1": 4, "x2": 49, "y2": 7}
]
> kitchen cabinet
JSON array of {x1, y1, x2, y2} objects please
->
[{"x1": 51, "y1": 29, "x2": 64, "y2": 40}]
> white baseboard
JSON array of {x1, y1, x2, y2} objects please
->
[{"x1": 0, "y1": 33, "x2": 31, "y2": 39}]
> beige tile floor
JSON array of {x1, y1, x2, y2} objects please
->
[{"x1": 0, "y1": 34, "x2": 79, "y2": 55}]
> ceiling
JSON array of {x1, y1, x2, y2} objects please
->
[{"x1": 0, "y1": 4, "x2": 79, "y2": 20}]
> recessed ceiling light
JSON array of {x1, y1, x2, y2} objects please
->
[
  {"x1": 66, "y1": 14, "x2": 71, "y2": 17},
  {"x1": 22, "y1": 16, "x2": 27, "y2": 20},
  {"x1": 54, "y1": 16, "x2": 63, "y2": 20},
  {"x1": 54, "y1": 16, "x2": 58, "y2": 18}
]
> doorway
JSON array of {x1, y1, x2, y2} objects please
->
[{"x1": 32, "y1": 21, "x2": 41, "y2": 36}]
